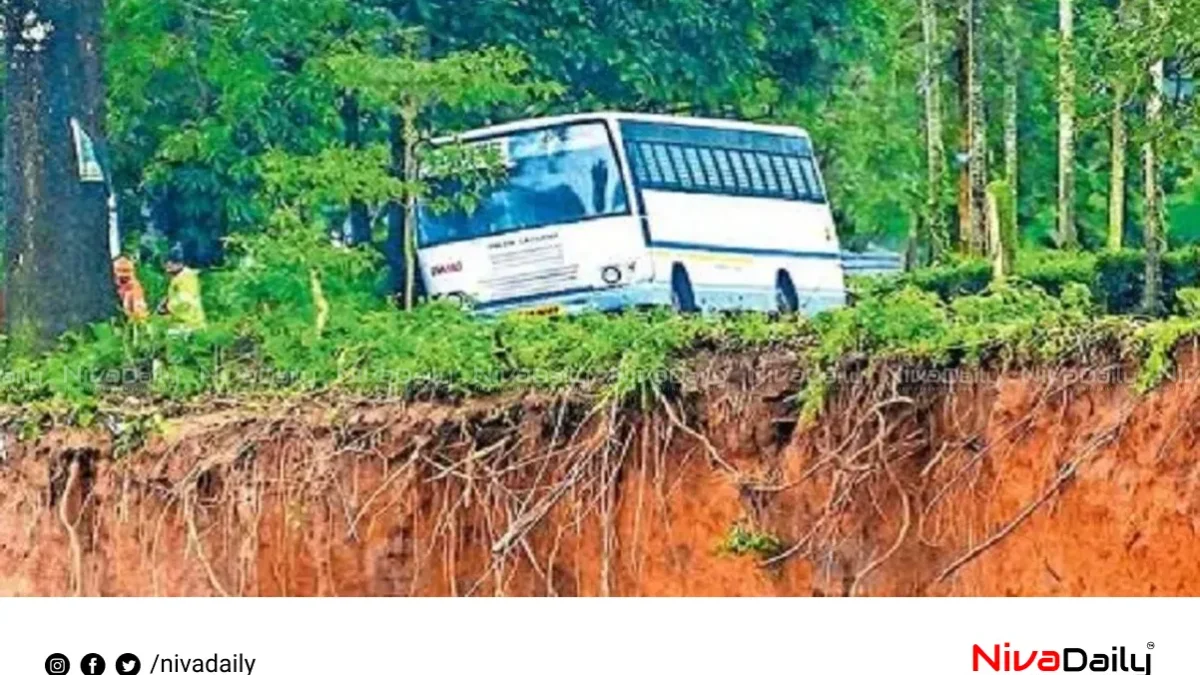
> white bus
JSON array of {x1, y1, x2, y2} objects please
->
[{"x1": 417, "y1": 112, "x2": 846, "y2": 316}]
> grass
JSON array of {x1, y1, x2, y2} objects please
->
[
  {"x1": 3, "y1": 232, "x2": 1200, "y2": 421},
  {"x1": 0, "y1": 296, "x2": 812, "y2": 411}
]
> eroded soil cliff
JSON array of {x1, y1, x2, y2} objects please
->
[{"x1": 3, "y1": 349, "x2": 1200, "y2": 596}]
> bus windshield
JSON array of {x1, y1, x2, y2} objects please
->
[{"x1": 419, "y1": 122, "x2": 630, "y2": 248}]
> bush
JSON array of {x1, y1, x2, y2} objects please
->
[
  {"x1": 849, "y1": 256, "x2": 990, "y2": 305},
  {"x1": 1015, "y1": 250, "x2": 1097, "y2": 298},
  {"x1": 861, "y1": 246, "x2": 1200, "y2": 317},
  {"x1": 907, "y1": 257, "x2": 993, "y2": 299},
  {"x1": 1092, "y1": 249, "x2": 1144, "y2": 313},
  {"x1": 1092, "y1": 247, "x2": 1200, "y2": 315}
]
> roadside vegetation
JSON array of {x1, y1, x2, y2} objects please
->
[
  {"x1": 6, "y1": 229, "x2": 1200, "y2": 425},
  {"x1": 2, "y1": 0, "x2": 1199, "y2": 429}
]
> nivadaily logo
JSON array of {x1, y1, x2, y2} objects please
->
[{"x1": 973, "y1": 643, "x2": 1151, "y2": 674}]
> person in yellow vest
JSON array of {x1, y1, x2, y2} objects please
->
[{"x1": 159, "y1": 250, "x2": 206, "y2": 332}]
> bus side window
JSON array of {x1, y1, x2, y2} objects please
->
[
  {"x1": 772, "y1": 156, "x2": 796, "y2": 199},
  {"x1": 697, "y1": 148, "x2": 722, "y2": 190},
  {"x1": 626, "y1": 143, "x2": 649, "y2": 183},
  {"x1": 652, "y1": 144, "x2": 678, "y2": 186},
  {"x1": 668, "y1": 146, "x2": 693, "y2": 189},
  {"x1": 744, "y1": 152, "x2": 767, "y2": 194},
  {"x1": 638, "y1": 143, "x2": 664, "y2": 184},
  {"x1": 712, "y1": 149, "x2": 736, "y2": 193},
  {"x1": 683, "y1": 147, "x2": 708, "y2": 189},
  {"x1": 755, "y1": 153, "x2": 780, "y2": 196},
  {"x1": 728, "y1": 151, "x2": 752, "y2": 193},
  {"x1": 785, "y1": 157, "x2": 811, "y2": 200},
  {"x1": 799, "y1": 157, "x2": 825, "y2": 201}
]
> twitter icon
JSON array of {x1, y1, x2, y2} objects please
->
[{"x1": 114, "y1": 654, "x2": 141, "y2": 675}]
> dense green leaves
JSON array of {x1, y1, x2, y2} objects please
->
[
  {"x1": 101, "y1": 0, "x2": 854, "y2": 255},
  {"x1": 7, "y1": 0, "x2": 1200, "y2": 422},
  {"x1": 93, "y1": 0, "x2": 1199, "y2": 260}
]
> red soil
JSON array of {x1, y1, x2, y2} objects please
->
[{"x1": 2, "y1": 351, "x2": 1199, "y2": 597}]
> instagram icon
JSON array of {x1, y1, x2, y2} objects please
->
[{"x1": 45, "y1": 653, "x2": 70, "y2": 675}]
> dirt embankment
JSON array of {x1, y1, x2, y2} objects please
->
[{"x1": 3, "y1": 348, "x2": 1200, "y2": 597}]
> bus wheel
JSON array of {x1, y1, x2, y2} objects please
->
[
  {"x1": 775, "y1": 271, "x2": 800, "y2": 314},
  {"x1": 671, "y1": 266, "x2": 699, "y2": 314}
]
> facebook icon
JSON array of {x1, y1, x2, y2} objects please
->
[{"x1": 80, "y1": 654, "x2": 106, "y2": 675}]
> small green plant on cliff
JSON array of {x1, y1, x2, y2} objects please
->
[
  {"x1": 1131, "y1": 288, "x2": 1200, "y2": 393},
  {"x1": 718, "y1": 522, "x2": 783, "y2": 560},
  {"x1": 110, "y1": 412, "x2": 168, "y2": 460}
]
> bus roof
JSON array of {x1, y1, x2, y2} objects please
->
[{"x1": 436, "y1": 112, "x2": 811, "y2": 144}]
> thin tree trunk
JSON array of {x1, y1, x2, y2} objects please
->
[
  {"x1": 987, "y1": 190, "x2": 1004, "y2": 277},
  {"x1": 966, "y1": 0, "x2": 988, "y2": 256},
  {"x1": 401, "y1": 107, "x2": 420, "y2": 311},
  {"x1": 956, "y1": 6, "x2": 970, "y2": 251},
  {"x1": 1003, "y1": 1, "x2": 1019, "y2": 245},
  {"x1": 340, "y1": 92, "x2": 373, "y2": 246},
  {"x1": 1057, "y1": 0, "x2": 1078, "y2": 248},
  {"x1": 1108, "y1": 84, "x2": 1127, "y2": 250},
  {"x1": 386, "y1": 112, "x2": 410, "y2": 302},
  {"x1": 1143, "y1": 57, "x2": 1166, "y2": 315},
  {"x1": 1108, "y1": 0, "x2": 1128, "y2": 251},
  {"x1": 993, "y1": 17, "x2": 1018, "y2": 281},
  {"x1": 3, "y1": 0, "x2": 116, "y2": 345},
  {"x1": 385, "y1": 113, "x2": 405, "y2": 302},
  {"x1": 921, "y1": 0, "x2": 949, "y2": 263}
]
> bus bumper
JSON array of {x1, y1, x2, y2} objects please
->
[
  {"x1": 473, "y1": 282, "x2": 846, "y2": 316},
  {"x1": 474, "y1": 283, "x2": 671, "y2": 317}
]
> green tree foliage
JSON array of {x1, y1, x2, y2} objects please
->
[
  {"x1": 4, "y1": 0, "x2": 1199, "y2": 374},
  {"x1": 99, "y1": 0, "x2": 857, "y2": 261},
  {"x1": 89, "y1": 0, "x2": 1197, "y2": 263}
]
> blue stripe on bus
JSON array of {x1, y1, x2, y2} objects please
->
[{"x1": 650, "y1": 241, "x2": 843, "y2": 261}]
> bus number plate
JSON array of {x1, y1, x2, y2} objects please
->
[{"x1": 518, "y1": 305, "x2": 564, "y2": 318}]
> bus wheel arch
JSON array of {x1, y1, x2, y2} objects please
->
[
  {"x1": 670, "y1": 264, "x2": 699, "y2": 313},
  {"x1": 775, "y1": 270, "x2": 800, "y2": 314}
]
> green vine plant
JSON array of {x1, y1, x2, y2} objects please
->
[{"x1": 718, "y1": 521, "x2": 784, "y2": 560}]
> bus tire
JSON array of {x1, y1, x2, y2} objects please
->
[
  {"x1": 671, "y1": 265, "x2": 699, "y2": 314},
  {"x1": 775, "y1": 271, "x2": 800, "y2": 314}
]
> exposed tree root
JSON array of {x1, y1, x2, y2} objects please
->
[
  {"x1": 56, "y1": 456, "x2": 83, "y2": 597},
  {"x1": 184, "y1": 487, "x2": 229, "y2": 597},
  {"x1": 849, "y1": 444, "x2": 911, "y2": 597},
  {"x1": 2, "y1": 346, "x2": 1156, "y2": 596},
  {"x1": 934, "y1": 405, "x2": 1133, "y2": 584}
]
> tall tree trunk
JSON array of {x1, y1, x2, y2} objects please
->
[
  {"x1": 1003, "y1": 1, "x2": 1019, "y2": 243},
  {"x1": 383, "y1": 106, "x2": 421, "y2": 311},
  {"x1": 956, "y1": 6, "x2": 970, "y2": 252},
  {"x1": 340, "y1": 92, "x2": 372, "y2": 246},
  {"x1": 1108, "y1": 85, "x2": 1128, "y2": 250},
  {"x1": 385, "y1": 113, "x2": 405, "y2": 302},
  {"x1": 400, "y1": 107, "x2": 419, "y2": 311},
  {"x1": 1143, "y1": 57, "x2": 1166, "y2": 316},
  {"x1": 966, "y1": 0, "x2": 988, "y2": 256},
  {"x1": 1057, "y1": 0, "x2": 1078, "y2": 248},
  {"x1": 992, "y1": 4, "x2": 1019, "y2": 281},
  {"x1": 3, "y1": 0, "x2": 116, "y2": 345},
  {"x1": 920, "y1": 0, "x2": 949, "y2": 264},
  {"x1": 987, "y1": 188, "x2": 1004, "y2": 277},
  {"x1": 1107, "y1": 0, "x2": 1128, "y2": 251}
]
